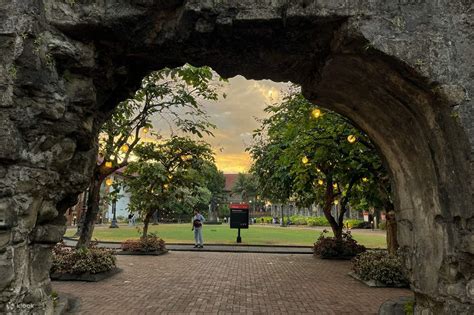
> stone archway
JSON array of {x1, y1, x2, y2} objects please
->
[{"x1": 1, "y1": 1, "x2": 472, "y2": 314}]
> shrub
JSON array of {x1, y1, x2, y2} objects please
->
[
  {"x1": 121, "y1": 233, "x2": 166, "y2": 252},
  {"x1": 51, "y1": 242, "x2": 116, "y2": 275},
  {"x1": 256, "y1": 216, "x2": 275, "y2": 223},
  {"x1": 289, "y1": 215, "x2": 307, "y2": 225},
  {"x1": 343, "y1": 219, "x2": 364, "y2": 229},
  {"x1": 313, "y1": 230, "x2": 366, "y2": 259},
  {"x1": 352, "y1": 251, "x2": 408, "y2": 286},
  {"x1": 378, "y1": 221, "x2": 387, "y2": 230},
  {"x1": 306, "y1": 216, "x2": 331, "y2": 226}
]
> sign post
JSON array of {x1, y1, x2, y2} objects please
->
[{"x1": 229, "y1": 203, "x2": 249, "y2": 243}]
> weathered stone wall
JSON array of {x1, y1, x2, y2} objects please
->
[{"x1": 0, "y1": 0, "x2": 472, "y2": 314}]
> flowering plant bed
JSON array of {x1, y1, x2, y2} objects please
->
[
  {"x1": 351, "y1": 250, "x2": 408, "y2": 287},
  {"x1": 120, "y1": 233, "x2": 167, "y2": 254},
  {"x1": 51, "y1": 242, "x2": 118, "y2": 282},
  {"x1": 313, "y1": 230, "x2": 366, "y2": 259}
]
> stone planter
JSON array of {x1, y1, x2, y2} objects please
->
[
  {"x1": 348, "y1": 271, "x2": 408, "y2": 288},
  {"x1": 51, "y1": 268, "x2": 122, "y2": 282}
]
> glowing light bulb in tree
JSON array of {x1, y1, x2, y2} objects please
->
[
  {"x1": 301, "y1": 156, "x2": 309, "y2": 164},
  {"x1": 105, "y1": 178, "x2": 113, "y2": 186},
  {"x1": 120, "y1": 144, "x2": 130, "y2": 153},
  {"x1": 105, "y1": 161, "x2": 113, "y2": 168},
  {"x1": 347, "y1": 135, "x2": 357, "y2": 144},
  {"x1": 311, "y1": 108, "x2": 322, "y2": 119}
]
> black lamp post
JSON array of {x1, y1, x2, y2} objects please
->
[{"x1": 109, "y1": 199, "x2": 119, "y2": 228}]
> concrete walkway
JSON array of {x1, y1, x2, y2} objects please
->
[
  {"x1": 53, "y1": 252, "x2": 412, "y2": 314},
  {"x1": 62, "y1": 237, "x2": 313, "y2": 254}
]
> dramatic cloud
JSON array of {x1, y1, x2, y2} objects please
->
[
  {"x1": 200, "y1": 76, "x2": 291, "y2": 173},
  {"x1": 151, "y1": 75, "x2": 292, "y2": 173}
]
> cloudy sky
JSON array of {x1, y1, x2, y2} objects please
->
[{"x1": 151, "y1": 75, "x2": 292, "y2": 174}]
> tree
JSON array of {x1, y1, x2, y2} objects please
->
[
  {"x1": 123, "y1": 137, "x2": 214, "y2": 238},
  {"x1": 194, "y1": 161, "x2": 227, "y2": 221},
  {"x1": 76, "y1": 65, "x2": 223, "y2": 248},
  {"x1": 232, "y1": 173, "x2": 257, "y2": 202},
  {"x1": 249, "y1": 91, "x2": 394, "y2": 245}
]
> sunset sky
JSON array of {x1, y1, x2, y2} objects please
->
[{"x1": 151, "y1": 75, "x2": 292, "y2": 174}]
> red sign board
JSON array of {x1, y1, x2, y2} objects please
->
[
  {"x1": 230, "y1": 203, "x2": 249, "y2": 229},
  {"x1": 229, "y1": 203, "x2": 249, "y2": 209}
]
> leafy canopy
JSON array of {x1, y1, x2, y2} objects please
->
[{"x1": 249, "y1": 91, "x2": 390, "y2": 212}]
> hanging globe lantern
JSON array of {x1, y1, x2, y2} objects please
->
[
  {"x1": 333, "y1": 200, "x2": 339, "y2": 205},
  {"x1": 318, "y1": 179, "x2": 324, "y2": 186},
  {"x1": 105, "y1": 178, "x2": 113, "y2": 186},
  {"x1": 301, "y1": 156, "x2": 309, "y2": 164}
]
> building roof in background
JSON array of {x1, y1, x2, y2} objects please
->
[{"x1": 224, "y1": 174, "x2": 238, "y2": 192}]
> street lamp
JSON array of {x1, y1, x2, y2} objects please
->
[{"x1": 109, "y1": 199, "x2": 119, "y2": 228}]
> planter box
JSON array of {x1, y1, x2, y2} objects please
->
[
  {"x1": 51, "y1": 268, "x2": 122, "y2": 282},
  {"x1": 348, "y1": 271, "x2": 408, "y2": 288},
  {"x1": 117, "y1": 249, "x2": 169, "y2": 256}
]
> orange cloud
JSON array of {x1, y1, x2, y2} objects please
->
[{"x1": 215, "y1": 153, "x2": 252, "y2": 173}]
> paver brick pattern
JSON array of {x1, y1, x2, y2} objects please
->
[{"x1": 53, "y1": 252, "x2": 412, "y2": 314}]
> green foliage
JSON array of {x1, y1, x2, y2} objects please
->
[
  {"x1": 259, "y1": 215, "x2": 362, "y2": 227},
  {"x1": 51, "y1": 242, "x2": 116, "y2": 275},
  {"x1": 100, "y1": 65, "x2": 223, "y2": 171},
  {"x1": 124, "y1": 137, "x2": 215, "y2": 230},
  {"x1": 195, "y1": 162, "x2": 227, "y2": 213},
  {"x1": 352, "y1": 251, "x2": 408, "y2": 286},
  {"x1": 404, "y1": 300, "x2": 415, "y2": 315},
  {"x1": 255, "y1": 216, "x2": 274, "y2": 223},
  {"x1": 249, "y1": 90, "x2": 392, "y2": 237},
  {"x1": 313, "y1": 230, "x2": 366, "y2": 259},
  {"x1": 121, "y1": 233, "x2": 166, "y2": 252},
  {"x1": 344, "y1": 219, "x2": 364, "y2": 229},
  {"x1": 232, "y1": 173, "x2": 258, "y2": 200}
]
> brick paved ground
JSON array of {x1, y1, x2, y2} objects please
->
[{"x1": 53, "y1": 252, "x2": 412, "y2": 314}]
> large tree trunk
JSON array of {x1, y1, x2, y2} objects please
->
[
  {"x1": 142, "y1": 211, "x2": 153, "y2": 239},
  {"x1": 322, "y1": 200, "x2": 343, "y2": 241},
  {"x1": 386, "y1": 210, "x2": 399, "y2": 255},
  {"x1": 76, "y1": 176, "x2": 103, "y2": 248}
]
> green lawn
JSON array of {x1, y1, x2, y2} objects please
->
[{"x1": 66, "y1": 224, "x2": 387, "y2": 248}]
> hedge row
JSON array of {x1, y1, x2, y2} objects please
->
[{"x1": 256, "y1": 215, "x2": 363, "y2": 228}]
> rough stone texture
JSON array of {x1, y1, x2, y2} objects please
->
[
  {"x1": 0, "y1": 0, "x2": 472, "y2": 314},
  {"x1": 379, "y1": 296, "x2": 414, "y2": 315}
]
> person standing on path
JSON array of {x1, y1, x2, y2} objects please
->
[{"x1": 192, "y1": 209, "x2": 205, "y2": 248}]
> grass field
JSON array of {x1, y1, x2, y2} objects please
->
[{"x1": 65, "y1": 224, "x2": 387, "y2": 248}]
